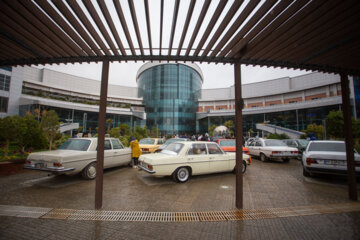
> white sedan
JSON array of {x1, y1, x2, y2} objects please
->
[
  {"x1": 248, "y1": 138, "x2": 298, "y2": 162},
  {"x1": 302, "y1": 140, "x2": 360, "y2": 177},
  {"x1": 138, "y1": 141, "x2": 251, "y2": 183},
  {"x1": 24, "y1": 138, "x2": 131, "y2": 179}
]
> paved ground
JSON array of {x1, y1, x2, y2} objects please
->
[{"x1": 0, "y1": 158, "x2": 359, "y2": 239}]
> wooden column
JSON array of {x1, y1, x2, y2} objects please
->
[
  {"x1": 340, "y1": 73, "x2": 358, "y2": 201},
  {"x1": 95, "y1": 60, "x2": 110, "y2": 210},
  {"x1": 234, "y1": 61, "x2": 243, "y2": 209}
]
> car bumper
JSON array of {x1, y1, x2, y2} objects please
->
[
  {"x1": 269, "y1": 154, "x2": 297, "y2": 159},
  {"x1": 304, "y1": 166, "x2": 360, "y2": 176},
  {"x1": 24, "y1": 164, "x2": 75, "y2": 173},
  {"x1": 138, "y1": 164, "x2": 156, "y2": 174}
]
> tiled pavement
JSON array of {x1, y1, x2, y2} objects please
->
[{"x1": 0, "y1": 159, "x2": 359, "y2": 239}]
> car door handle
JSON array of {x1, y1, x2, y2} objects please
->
[
  {"x1": 188, "y1": 158, "x2": 193, "y2": 160},
  {"x1": 209, "y1": 157, "x2": 214, "y2": 160}
]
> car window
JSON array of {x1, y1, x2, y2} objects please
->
[
  {"x1": 219, "y1": 140, "x2": 235, "y2": 147},
  {"x1": 104, "y1": 140, "x2": 112, "y2": 150},
  {"x1": 308, "y1": 142, "x2": 345, "y2": 152},
  {"x1": 139, "y1": 138, "x2": 155, "y2": 145},
  {"x1": 264, "y1": 140, "x2": 287, "y2": 146},
  {"x1": 255, "y1": 141, "x2": 262, "y2": 147},
  {"x1": 158, "y1": 139, "x2": 164, "y2": 144},
  {"x1": 58, "y1": 139, "x2": 91, "y2": 151},
  {"x1": 162, "y1": 143, "x2": 184, "y2": 155},
  {"x1": 207, "y1": 144, "x2": 223, "y2": 154},
  {"x1": 187, "y1": 143, "x2": 207, "y2": 155},
  {"x1": 111, "y1": 139, "x2": 123, "y2": 149},
  {"x1": 298, "y1": 139, "x2": 309, "y2": 147}
]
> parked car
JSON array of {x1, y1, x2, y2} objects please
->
[
  {"x1": 139, "y1": 138, "x2": 164, "y2": 153},
  {"x1": 24, "y1": 138, "x2": 131, "y2": 180},
  {"x1": 248, "y1": 138, "x2": 298, "y2": 162},
  {"x1": 155, "y1": 138, "x2": 189, "y2": 152},
  {"x1": 302, "y1": 140, "x2": 360, "y2": 177},
  {"x1": 216, "y1": 139, "x2": 250, "y2": 155},
  {"x1": 283, "y1": 139, "x2": 309, "y2": 159},
  {"x1": 138, "y1": 141, "x2": 251, "y2": 183}
]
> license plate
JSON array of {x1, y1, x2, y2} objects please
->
[
  {"x1": 324, "y1": 160, "x2": 346, "y2": 166},
  {"x1": 35, "y1": 162, "x2": 46, "y2": 168}
]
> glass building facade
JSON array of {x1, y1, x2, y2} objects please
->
[{"x1": 137, "y1": 63, "x2": 202, "y2": 135}]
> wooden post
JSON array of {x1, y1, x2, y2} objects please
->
[
  {"x1": 95, "y1": 60, "x2": 110, "y2": 210},
  {"x1": 234, "y1": 61, "x2": 243, "y2": 209},
  {"x1": 340, "y1": 73, "x2": 358, "y2": 201}
]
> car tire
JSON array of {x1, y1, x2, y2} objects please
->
[
  {"x1": 303, "y1": 167, "x2": 310, "y2": 177},
  {"x1": 173, "y1": 167, "x2": 190, "y2": 183},
  {"x1": 260, "y1": 153, "x2": 267, "y2": 162},
  {"x1": 283, "y1": 158, "x2": 290, "y2": 163},
  {"x1": 82, "y1": 162, "x2": 97, "y2": 180},
  {"x1": 242, "y1": 161, "x2": 247, "y2": 174}
]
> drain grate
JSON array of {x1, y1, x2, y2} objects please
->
[{"x1": 1, "y1": 202, "x2": 360, "y2": 222}]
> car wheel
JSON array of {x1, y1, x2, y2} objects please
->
[
  {"x1": 283, "y1": 158, "x2": 290, "y2": 163},
  {"x1": 260, "y1": 153, "x2": 267, "y2": 162},
  {"x1": 173, "y1": 167, "x2": 190, "y2": 183},
  {"x1": 242, "y1": 161, "x2": 247, "y2": 174},
  {"x1": 303, "y1": 167, "x2": 310, "y2": 177},
  {"x1": 82, "y1": 162, "x2": 97, "y2": 180}
]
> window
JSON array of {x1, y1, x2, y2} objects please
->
[
  {"x1": 104, "y1": 140, "x2": 112, "y2": 150},
  {"x1": 207, "y1": 144, "x2": 223, "y2": 154},
  {"x1": 187, "y1": 143, "x2": 207, "y2": 155},
  {"x1": 0, "y1": 74, "x2": 10, "y2": 91},
  {"x1": 111, "y1": 139, "x2": 123, "y2": 149},
  {"x1": 255, "y1": 141, "x2": 262, "y2": 147},
  {"x1": 0, "y1": 97, "x2": 8, "y2": 113}
]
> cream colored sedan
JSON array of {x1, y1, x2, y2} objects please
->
[{"x1": 138, "y1": 141, "x2": 251, "y2": 183}]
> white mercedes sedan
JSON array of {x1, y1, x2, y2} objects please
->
[
  {"x1": 302, "y1": 140, "x2": 360, "y2": 177},
  {"x1": 138, "y1": 141, "x2": 251, "y2": 183},
  {"x1": 248, "y1": 138, "x2": 298, "y2": 162},
  {"x1": 24, "y1": 138, "x2": 131, "y2": 180}
]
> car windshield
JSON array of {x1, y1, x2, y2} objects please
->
[
  {"x1": 308, "y1": 142, "x2": 345, "y2": 152},
  {"x1": 139, "y1": 138, "x2": 155, "y2": 145},
  {"x1": 161, "y1": 143, "x2": 184, "y2": 155},
  {"x1": 298, "y1": 139, "x2": 309, "y2": 147},
  {"x1": 219, "y1": 140, "x2": 235, "y2": 147},
  {"x1": 264, "y1": 140, "x2": 287, "y2": 146},
  {"x1": 58, "y1": 139, "x2": 91, "y2": 151}
]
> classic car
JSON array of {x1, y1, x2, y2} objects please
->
[
  {"x1": 283, "y1": 139, "x2": 309, "y2": 159},
  {"x1": 302, "y1": 140, "x2": 360, "y2": 177},
  {"x1": 216, "y1": 139, "x2": 250, "y2": 154},
  {"x1": 24, "y1": 138, "x2": 131, "y2": 180},
  {"x1": 155, "y1": 138, "x2": 189, "y2": 153},
  {"x1": 138, "y1": 141, "x2": 251, "y2": 183},
  {"x1": 139, "y1": 138, "x2": 164, "y2": 153},
  {"x1": 248, "y1": 138, "x2": 298, "y2": 162}
]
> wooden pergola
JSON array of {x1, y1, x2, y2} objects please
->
[{"x1": 1, "y1": 0, "x2": 359, "y2": 209}]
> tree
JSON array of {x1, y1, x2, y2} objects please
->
[
  {"x1": 267, "y1": 133, "x2": 290, "y2": 139},
  {"x1": 208, "y1": 125, "x2": 217, "y2": 137},
  {"x1": 326, "y1": 110, "x2": 344, "y2": 139},
  {"x1": 150, "y1": 127, "x2": 160, "y2": 138},
  {"x1": 106, "y1": 118, "x2": 113, "y2": 134},
  {"x1": 224, "y1": 120, "x2": 234, "y2": 136},
  {"x1": 303, "y1": 123, "x2": 323, "y2": 140},
  {"x1": 41, "y1": 110, "x2": 60, "y2": 151},
  {"x1": 0, "y1": 116, "x2": 21, "y2": 157},
  {"x1": 119, "y1": 123, "x2": 130, "y2": 136},
  {"x1": 22, "y1": 114, "x2": 47, "y2": 150}
]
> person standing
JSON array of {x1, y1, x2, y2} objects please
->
[{"x1": 130, "y1": 136, "x2": 141, "y2": 168}]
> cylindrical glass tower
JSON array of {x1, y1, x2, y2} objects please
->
[{"x1": 137, "y1": 62, "x2": 203, "y2": 135}]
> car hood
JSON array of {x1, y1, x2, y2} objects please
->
[
  {"x1": 27, "y1": 150, "x2": 91, "y2": 162},
  {"x1": 139, "y1": 144, "x2": 158, "y2": 148},
  {"x1": 306, "y1": 151, "x2": 360, "y2": 161}
]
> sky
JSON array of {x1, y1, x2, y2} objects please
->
[{"x1": 39, "y1": 62, "x2": 311, "y2": 89}]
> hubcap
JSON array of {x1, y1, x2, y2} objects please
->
[
  {"x1": 178, "y1": 168, "x2": 188, "y2": 181},
  {"x1": 88, "y1": 165, "x2": 96, "y2": 178}
]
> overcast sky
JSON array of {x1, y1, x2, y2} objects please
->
[{"x1": 39, "y1": 62, "x2": 311, "y2": 89}]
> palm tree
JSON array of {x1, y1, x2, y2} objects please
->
[{"x1": 106, "y1": 118, "x2": 113, "y2": 134}]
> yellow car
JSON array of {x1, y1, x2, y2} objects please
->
[{"x1": 139, "y1": 138, "x2": 164, "y2": 153}]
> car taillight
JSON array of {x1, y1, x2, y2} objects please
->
[
  {"x1": 306, "y1": 158, "x2": 318, "y2": 166},
  {"x1": 143, "y1": 148, "x2": 149, "y2": 151},
  {"x1": 291, "y1": 151, "x2": 298, "y2": 154},
  {"x1": 25, "y1": 159, "x2": 31, "y2": 164},
  {"x1": 248, "y1": 156, "x2": 251, "y2": 165},
  {"x1": 243, "y1": 150, "x2": 249, "y2": 154},
  {"x1": 53, "y1": 162, "x2": 62, "y2": 167},
  {"x1": 148, "y1": 165, "x2": 153, "y2": 170},
  {"x1": 272, "y1": 151, "x2": 281, "y2": 154}
]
